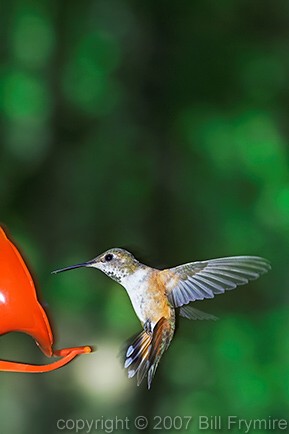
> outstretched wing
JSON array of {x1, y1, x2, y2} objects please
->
[{"x1": 166, "y1": 256, "x2": 270, "y2": 308}]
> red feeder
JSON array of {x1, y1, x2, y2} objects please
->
[{"x1": 0, "y1": 227, "x2": 92, "y2": 373}]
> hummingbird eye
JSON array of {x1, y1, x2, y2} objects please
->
[{"x1": 105, "y1": 254, "x2": 113, "y2": 262}]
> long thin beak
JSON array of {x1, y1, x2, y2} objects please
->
[{"x1": 51, "y1": 261, "x2": 93, "y2": 274}]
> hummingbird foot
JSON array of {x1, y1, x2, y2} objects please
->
[{"x1": 143, "y1": 319, "x2": 153, "y2": 335}]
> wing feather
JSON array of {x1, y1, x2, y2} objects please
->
[
  {"x1": 167, "y1": 256, "x2": 270, "y2": 307},
  {"x1": 179, "y1": 305, "x2": 218, "y2": 320}
]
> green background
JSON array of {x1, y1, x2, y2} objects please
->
[{"x1": 0, "y1": 1, "x2": 288, "y2": 433}]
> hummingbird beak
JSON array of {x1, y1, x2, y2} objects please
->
[{"x1": 51, "y1": 260, "x2": 95, "y2": 275}]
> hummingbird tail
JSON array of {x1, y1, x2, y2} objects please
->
[{"x1": 124, "y1": 317, "x2": 174, "y2": 389}]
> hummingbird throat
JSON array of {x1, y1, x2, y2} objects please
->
[
  {"x1": 103, "y1": 266, "x2": 128, "y2": 284},
  {"x1": 101, "y1": 260, "x2": 141, "y2": 286}
]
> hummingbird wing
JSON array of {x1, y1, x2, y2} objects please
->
[
  {"x1": 124, "y1": 317, "x2": 173, "y2": 389},
  {"x1": 179, "y1": 305, "x2": 218, "y2": 320},
  {"x1": 167, "y1": 256, "x2": 270, "y2": 307}
]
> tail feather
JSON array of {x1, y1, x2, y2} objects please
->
[
  {"x1": 124, "y1": 317, "x2": 174, "y2": 389},
  {"x1": 137, "y1": 348, "x2": 150, "y2": 386},
  {"x1": 123, "y1": 330, "x2": 150, "y2": 379}
]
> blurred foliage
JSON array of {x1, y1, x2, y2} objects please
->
[{"x1": 0, "y1": 0, "x2": 289, "y2": 433}]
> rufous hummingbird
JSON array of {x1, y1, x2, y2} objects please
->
[{"x1": 53, "y1": 250, "x2": 270, "y2": 388}]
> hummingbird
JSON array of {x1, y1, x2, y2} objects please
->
[{"x1": 53, "y1": 250, "x2": 270, "y2": 388}]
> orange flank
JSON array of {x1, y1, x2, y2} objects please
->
[{"x1": 142, "y1": 270, "x2": 173, "y2": 324}]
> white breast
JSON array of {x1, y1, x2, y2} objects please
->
[{"x1": 121, "y1": 268, "x2": 150, "y2": 323}]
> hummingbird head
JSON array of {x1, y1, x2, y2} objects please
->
[{"x1": 52, "y1": 248, "x2": 139, "y2": 284}]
